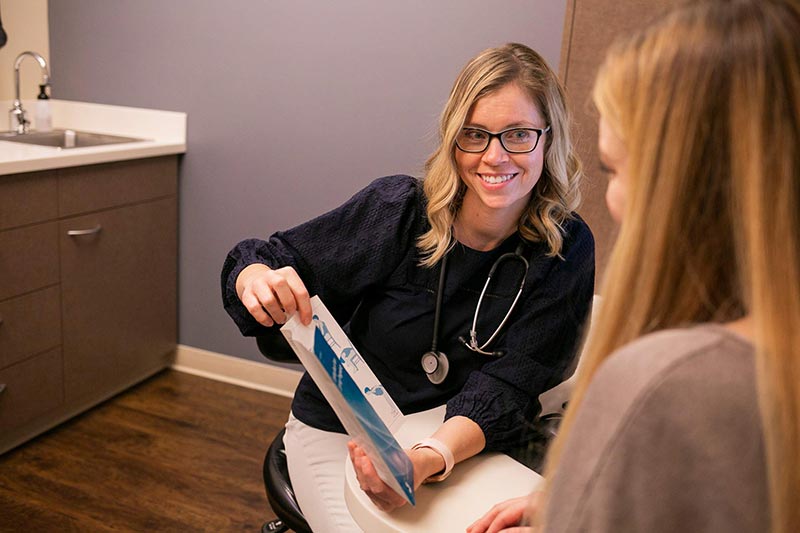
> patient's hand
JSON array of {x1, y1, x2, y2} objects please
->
[{"x1": 466, "y1": 492, "x2": 542, "y2": 533}]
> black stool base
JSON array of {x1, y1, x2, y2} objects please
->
[{"x1": 262, "y1": 519, "x2": 289, "y2": 532}]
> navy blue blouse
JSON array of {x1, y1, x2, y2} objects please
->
[{"x1": 221, "y1": 175, "x2": 595, "y2": 451}]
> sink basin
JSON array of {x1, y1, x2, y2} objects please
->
[{"x1": 0, "y1": 129, "x2": 146, "y2": 149}]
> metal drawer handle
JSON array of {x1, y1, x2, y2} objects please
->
[{"x1": 67, "y1": 225, "x2": 102, "y2": 237}]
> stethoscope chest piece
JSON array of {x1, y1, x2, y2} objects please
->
[{"x1": 421, "y1": 350, "x2": 449, "y2": 385}]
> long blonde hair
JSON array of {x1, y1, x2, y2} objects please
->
[
  {"x1": 417, "y1": 43, "x2": 582, "y2": 266},
  {"x1": 544, "y1": 1, "x2": 800, "y2": 531}
]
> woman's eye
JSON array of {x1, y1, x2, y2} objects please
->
[
  {"x1": 505, "y1": 129, "x2": 531, "y2": 143},
  {"x1": 465, "y1": 129, "x2": 487, "y2": 141}
]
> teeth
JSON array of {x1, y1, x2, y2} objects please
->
[{"x1": 480, "y1": 174, "x2": 514, "y2": 184}]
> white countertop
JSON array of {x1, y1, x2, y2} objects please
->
[{"x1": 0, "y1": 99, "x2": 187, "y2": 176}]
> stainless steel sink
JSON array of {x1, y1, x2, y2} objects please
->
[{"x1": 0, "y1": 129, "x2": 146, "y2": 149}]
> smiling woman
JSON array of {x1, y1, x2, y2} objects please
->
[
  {"x1": 419, "y1": 44, "x2": 584, "y2": 267},
  {"x1": 453, "y1": 82, "x2": 549, "y2": 247},
  {"x1": 222, "y1": 43, "x2": 595, "y2": 533}
]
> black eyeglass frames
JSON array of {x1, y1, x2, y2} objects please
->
[{"x1": 455, "y1": 125, "x2": 551, "y2": 154}]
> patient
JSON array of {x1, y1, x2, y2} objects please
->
[{"x1": 469, "y1": 0, "x2": 800, "y2": 531}]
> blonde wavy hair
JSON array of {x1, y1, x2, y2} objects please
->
[
  {"x1": 544, "y1": 2, "x2": 800, "y2": 532},
  {"x1": 417, "y1": 43, "x2": 582, "y2": 266}
]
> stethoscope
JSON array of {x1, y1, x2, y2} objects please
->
[{"x1": 421, "y1": 242, "x2": 529, "y2": 385}]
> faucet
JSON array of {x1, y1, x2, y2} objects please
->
[{"x1": 9, "y1": 51, "x2": 51, "y2": 134}]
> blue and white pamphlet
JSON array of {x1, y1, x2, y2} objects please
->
[{"x1": 281, "y1": 296, "x2": 415, "y2": 506}]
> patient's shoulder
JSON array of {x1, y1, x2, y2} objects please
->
[
  {"x1": 604, "y1": 325, "x2": 751, "y2": 384},
  {"x1": 583, "y1": 324, "x2": 755, "y2": 422}
]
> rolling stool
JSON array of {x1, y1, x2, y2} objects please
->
[
  {"x1": 256, "y1": 334, "x2": 311, "y2": 533},
  {"x1": 261, "y1": 428, "x2": 312, "y2": 533}
]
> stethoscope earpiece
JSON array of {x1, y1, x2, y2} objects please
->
[{"x1": 422, "y1": 351, "x2": 449, "y2": 385}]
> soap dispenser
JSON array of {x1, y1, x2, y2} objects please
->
[{"x1": 35, "y1": 84, "x2": 52, "y2": 132}]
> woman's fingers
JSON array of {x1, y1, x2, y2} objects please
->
[
  {"x1": 485, "y1": 505, "x2": 527, "y2": 533},
  {"x1": 276, "y1": 266, "x2": 312, "y2": 325},
  {"x1": 466, "y1": 502, "x2": 504, "y2": 533},
  {"x1": 237, "y1": 265, "x2": 312, "y2": 326},
  {"x1": 349, "y1": 442, "x2": 373, "y2": 491},
  {"x1": 240, "y1": 281, "x2": 278, "y2": 326},
  {"x1": 467, "y1": 496, "x2": 529, "y2": 533},
  {"x1": 350, "y1": 442, "x2": 383, "y2": 492},
  {"x1": 348, "y1": 441, "x2": 407, "y2": 511},
  {"x1": 260, "y1": 269, "x2": 295, "y2": 323}
]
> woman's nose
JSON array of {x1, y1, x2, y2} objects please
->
[{"x1": 482, "y1": 137, "x2": 510, "y2": 165}]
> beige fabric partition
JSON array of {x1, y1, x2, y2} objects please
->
[{"x1": 559, "y1": 0, "x2": 682, "y2": 282}]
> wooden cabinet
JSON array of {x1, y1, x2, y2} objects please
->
[
  {"x1": 61, "y1": 198, "x2": 177, "y2": 402},
  {"x1": 0, "y1": 156, "x2": 178, "y2": 454}
]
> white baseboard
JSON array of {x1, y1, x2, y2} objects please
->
[{"x1": 172, "y1": 344, "x2": 302, "y2": 398}]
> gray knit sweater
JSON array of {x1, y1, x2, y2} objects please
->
[{"x1": 544, "y1": 324, "x2": 768, "y2": 532}]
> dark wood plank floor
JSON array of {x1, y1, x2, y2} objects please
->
[{"x1": 0, "y1": 369, "x2": 293, "y2": 532}]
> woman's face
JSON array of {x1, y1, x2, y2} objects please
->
[
  {"x1": 598, "y1": 116, "x2": 629, "y2": 223},
  {"x1": 454, "y1": 83, "x2": 547, "y2": 224}
]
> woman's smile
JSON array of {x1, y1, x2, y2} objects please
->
[
  {"x1": 478, "y1": 172, "x2": 518, "y2": 185},
  {"x1": 455, "y1": 82, "x2": 547, "y2": 225}
]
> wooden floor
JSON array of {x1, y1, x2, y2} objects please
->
[{"x1": 0, "y1": 369, "x2": 293, "y2": 531}]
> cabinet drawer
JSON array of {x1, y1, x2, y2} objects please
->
[
  {"x1": 0, "y1": 222, "x2": 60, "y2": 301},
  {"x1": 0, "y1": 171, "x2": 58, "y2": 230},
  {"x1": 0, "y1": 286, "x2": 61, "y2": 369},
  {"x1": 0, "y1": 348, "x2": 63, "y2": 431},
  {"x1": 59, "y1": 156, "x2": 178, "y2": 217}
]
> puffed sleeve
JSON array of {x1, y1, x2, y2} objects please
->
[
  {"x1": 445, "y1": 217, "x2": 595, "y2": 450},
  {"x1": 221, "y1": 175, "x2": 425, "y2": 336}
]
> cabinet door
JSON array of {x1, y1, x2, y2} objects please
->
[{"x1": 60, "y1": 197, "x2": 177, "y2": 403}]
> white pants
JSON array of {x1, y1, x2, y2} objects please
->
[{"x1": 284, "y1": 413, "x2": 364, "y2": 533}]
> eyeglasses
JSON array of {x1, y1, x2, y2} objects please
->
[{"x1": 455, "y1": 126, "x2": 551, "y2": 154}]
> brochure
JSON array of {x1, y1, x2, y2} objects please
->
[{"x1": 281, "y1": 296, "x2": 415, "y2": 506}]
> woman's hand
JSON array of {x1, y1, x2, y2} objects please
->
[
  {"x1": 347, "y1": 441, "x2": 446, "y2": 512},
  {"x1": 348, "y1": 441, "x2": 409, "y2": 511},
  {"x1": 466, "y1": 492, "x2": 542, "y2": 533},
  {"x1": 235, "y1": 263, "x2": 312, "y2": 326},
  {"x1": 348, "y1": 417, "x2": 485, "y2": 512}
]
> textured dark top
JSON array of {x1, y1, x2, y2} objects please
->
[
  {"x1": 221, "y1": 175, "x2": 595, "y2": 451},
  {"x1": 544, "y1": 325, "x2": 767, "y2": 532}
]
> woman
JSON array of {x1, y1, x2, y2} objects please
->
[
  {"x1": 222, "y1": 43, "x2": 594, "y2": 532},
  {"x1": 469, "y1": 1, "x2": 800, "y2": 532}
]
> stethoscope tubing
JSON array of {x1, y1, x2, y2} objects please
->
[
  {"x1": 468, "y1": 250, "x2": 529, "y2": 353},
  {"x1": 430, "y1": 246, "x2": 449, "y2": 354},
  {"x1": 423, "y1": 239, "x2": 529, "y2": 384}
]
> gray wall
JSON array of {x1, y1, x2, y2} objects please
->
[{"x1": 49, "y1": 0, "x2": 568, "y2": 363}]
